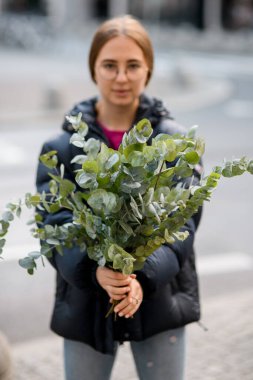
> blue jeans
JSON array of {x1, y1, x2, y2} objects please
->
[{"x1": 64, "y1": 327, "x2": 186, "y2": 380}]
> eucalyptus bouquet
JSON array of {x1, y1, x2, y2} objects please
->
[{"x1": 0, "y1": 114, "x2": 252, "y2": 277}]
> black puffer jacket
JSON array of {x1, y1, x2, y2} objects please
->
[{"x1": 36, "y1": 94, "x2": 201, "y2": 354}]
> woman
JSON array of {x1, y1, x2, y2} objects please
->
[{"x1": 36, "y1": 15, "x2": 201, "y2": 380}]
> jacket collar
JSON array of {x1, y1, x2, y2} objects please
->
[{"x1": 62, "y1": 94, "x2": 172, "y2": 133}]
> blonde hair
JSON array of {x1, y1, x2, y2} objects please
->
[{"x1": 88, "y1": 15, "x2": 154, "y2": 85}]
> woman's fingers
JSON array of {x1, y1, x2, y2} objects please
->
[
  {"x1": 114, "y1": 296, "x2": 139, "y2": 317},
  {"x1": 96, "y1": 267, "x2": 143, "y2": 308},
  {"x1": 96, "y1": 267, "x2": 132, "y2": 298},
  {"x1": 96, "y1": 267, "x2": 132, "y2": 288},
  {"x1": 113, "y1": 278, "x2": 143, "y2": 317},
  {"x1": 106, "y1": 284, "x2": 130, "y2": 299}
]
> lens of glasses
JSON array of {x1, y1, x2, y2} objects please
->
[{"x1": 98, "y1": 63, "x2": 148, "y2": 81}]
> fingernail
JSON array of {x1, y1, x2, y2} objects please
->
[
  {"x1": 125, "y1": 314, "x2": 129, "y2": 319},
  {"x1": 119, "y1": 312, "x2": 123, "y2": 317}
]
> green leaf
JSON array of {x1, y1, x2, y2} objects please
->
[
  {"x1": 137, "y1": 225, "x2": 154, "y2": 236},
  {"x1": 83, "y1": 138, "x2": 101, "y2": 158},
  {"x1": 28, "y1": 251, "x2": 41, "y2": 259},
  {"x1": 66, "y1": 114, "x2": 89, "y2": 137},
  {"x1": 104, "y1": 152, "x2": 120, "y2": 170},
  {"x1": 71, "y1": 155, "x2": 88, "y2": 165},
  {"x1": 46, "y1": 238, "x2": 60, "y2": 245},
  {"x1": 60, "y1": 164, "x2": 65, "y2": 179},
  {"x1": 120, "y1": 180, "x2": 141, "y2": 193},
  {"x1": 195, "y1": 137, "x2": 205, "y2": 156},
  {"x1": 75, "y1": 171, "x2": 97, "y2": 189},
  {"x1": 164, "y1": 140, "x2": 177, "y2": 162},
  {"x1": 49, "y1": 203, "x2": 61, "y2": 213},
  {"x1": 187, "y1": 125, "x2": 198, "y2": 138},
  {"x1": 107, "y1": 244, "x2": 135, "y2": 274},
  {"x1": 30, "y1": 194, "x2": 41, "y2": 207},
  {"x1": 174, "y1": 139, "x2": 188, "y2": 153},
  {"x1": 82, "y1": 160, "x2": 99, "y2": 173},
  {"x1": 71, "y1": 192, "x2": 85, "y2": 211},
  {"x1": 146, "y1": 203, "x2": 160, "y2": 223},
  {"x1": 164, "y1": 229, "x2": 175, "y2": 243},
  {"x1": 0, "y1": 239, "x2": 6, "y2": 249},
  {"x1": 128, "y1": 151, "x2": 146, "y2": 167},
  {"x1": 130, "y1": 196, "x2": 142, "y2": 219},
  {"x1": 184, "y1": 151, "x2": 200, "y2": 165},
  {"x1": 0, "y1": 220, "x2": 9, "y2": 237},
  {"x1": 49, "y1": 180, "x2": 58, "y2": 195},
  {"x1": 247, "y1": 160, "x2": 253, "y2": 174},
  {"x1": 39, "y1": 150, "x2": 58, "y2": 169},
  {"x1": 123, "y1": 143, "x2": 144, "y2": 160},
  {"x1": 144, "y1": 187, "x2": 154, "y2": 205},
  {"x1": 35, "y1": 213, "x2": 43, "y2": 223},
  {"x1": 6, "y1": 203, "x2": 17, "y2": 212},
  {"x1": 118, "y1": 220, "x2": 134, "y2": 235},
  {"x1": 44, "y1": 224, "x2": 55, "y2": 236},
  {"x1": 19, "y1": 257, "x2": 36, "y2": 270},
  {"x1": 174, "y1": 160, "x2": 193, "y2": 177},
  {"x1": 2, "y1": 211, "x2": 14, "y2": 222},
  {"x1": 59, "y1": 179, "x2": 76, "y2": 197},
  {"x1": 134, "y1": 118, "x2": 153, "y2": 143},
  {"x1": 87, "y1": 189, "x2": 119, "y2": 215},
  {"x1": 16, "y1": 206, "x2": 22, "y2": 218},
  {"x1": 173, "y1": 230, "x2": 189, "y2": 241},
  {"x1": 70, "y1": 133, "x2": 85, "y2": 148}
]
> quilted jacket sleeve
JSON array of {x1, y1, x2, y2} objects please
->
[{"x1": 135, "y1": 217, "x2": 196, "y2": 296}]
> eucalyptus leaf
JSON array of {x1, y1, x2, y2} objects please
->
[
  {"x1": 2, "y1": 211, "x2": 14, "y2": 222},
  {"x1": 70, "y1": 133, "x2": 85, "y2": 148},
  {"x1": 75, "y1": 171, "x2": 97, "y2": 189},
  {"x1": 71, "y1": 155, "x2": 88, "y2": 165},
  {"x1": 0, "y1": 239, "x2": 6, "y2": 249},
  {"x1": 187, "y1": 125, "x2": 198, "y2": 139},
  {"x1": 19, "y1": 257, "x2": 36, "y2": 270},
  {"x1": 39, "y1": 150, "x2": 58, "y2": 169},
  {"x1": 87, "y1": 189, "x2": 118, "y2": 215},
  {"x1": 59, "y1": 179, "x2": 76, "y2": 197},
  {"x1": 28, "y1": 251, "x2": 41, "y2": 259}
]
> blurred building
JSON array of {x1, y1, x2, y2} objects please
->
[{"x1": 0, "y1": 0, "x2": 252, "y2": 31}]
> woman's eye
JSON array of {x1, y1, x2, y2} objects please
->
[
  {"x1": 128, "y1": 63, "x2": 141, "y2": 71},
  {"x1": 103, "y1": 63, "x2": 116, "y2": 70}
]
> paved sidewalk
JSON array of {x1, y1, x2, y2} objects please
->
[{"x1": 10, "y1": 288, "x2": 253, "y2": 380}]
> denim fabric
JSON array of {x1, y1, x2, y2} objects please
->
[{"x1": 64, "y1": 327, "x2": 185, "y2": 380}]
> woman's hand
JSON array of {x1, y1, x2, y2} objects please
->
[
  {"x1": 114, "y1": 278, "x2": 143, "y2": 318},
  {"x1": 96, "y1": 266, "x2": 135, "y2": 301}
]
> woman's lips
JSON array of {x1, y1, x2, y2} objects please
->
[{"x1": 112, "y1": 89, "x2": 130, "y2": 96}]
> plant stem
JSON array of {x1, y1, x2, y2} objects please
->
[{"x1": 154, "y1": 160, "x2": 165, "y2": 191}]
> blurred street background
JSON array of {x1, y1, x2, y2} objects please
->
[{"x1": 0, "y1": 1, "x2": 253, "y2": 379}]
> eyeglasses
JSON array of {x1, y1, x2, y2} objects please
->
[{"x1": 96, "y1": 62, "x2": 149, "y2": 81}]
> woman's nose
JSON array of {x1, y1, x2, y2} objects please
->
[{"x1": 115, "y1": 68, "x2": 128, "y2": 81}]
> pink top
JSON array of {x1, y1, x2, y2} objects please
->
[{"x1": 98, "y1": 121, "x2": 126, "y2": 150}]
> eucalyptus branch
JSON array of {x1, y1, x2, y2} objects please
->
[
  {"x1": 154, "y1": 160, "x2": 166, "y2": 191},
  {"x1": 0, "y1": 115, "x2": 252, "y2": 284}
]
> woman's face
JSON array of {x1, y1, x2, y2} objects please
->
[{"x1": 94, "y1": 35, "x2": 149, "y2": 108}]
